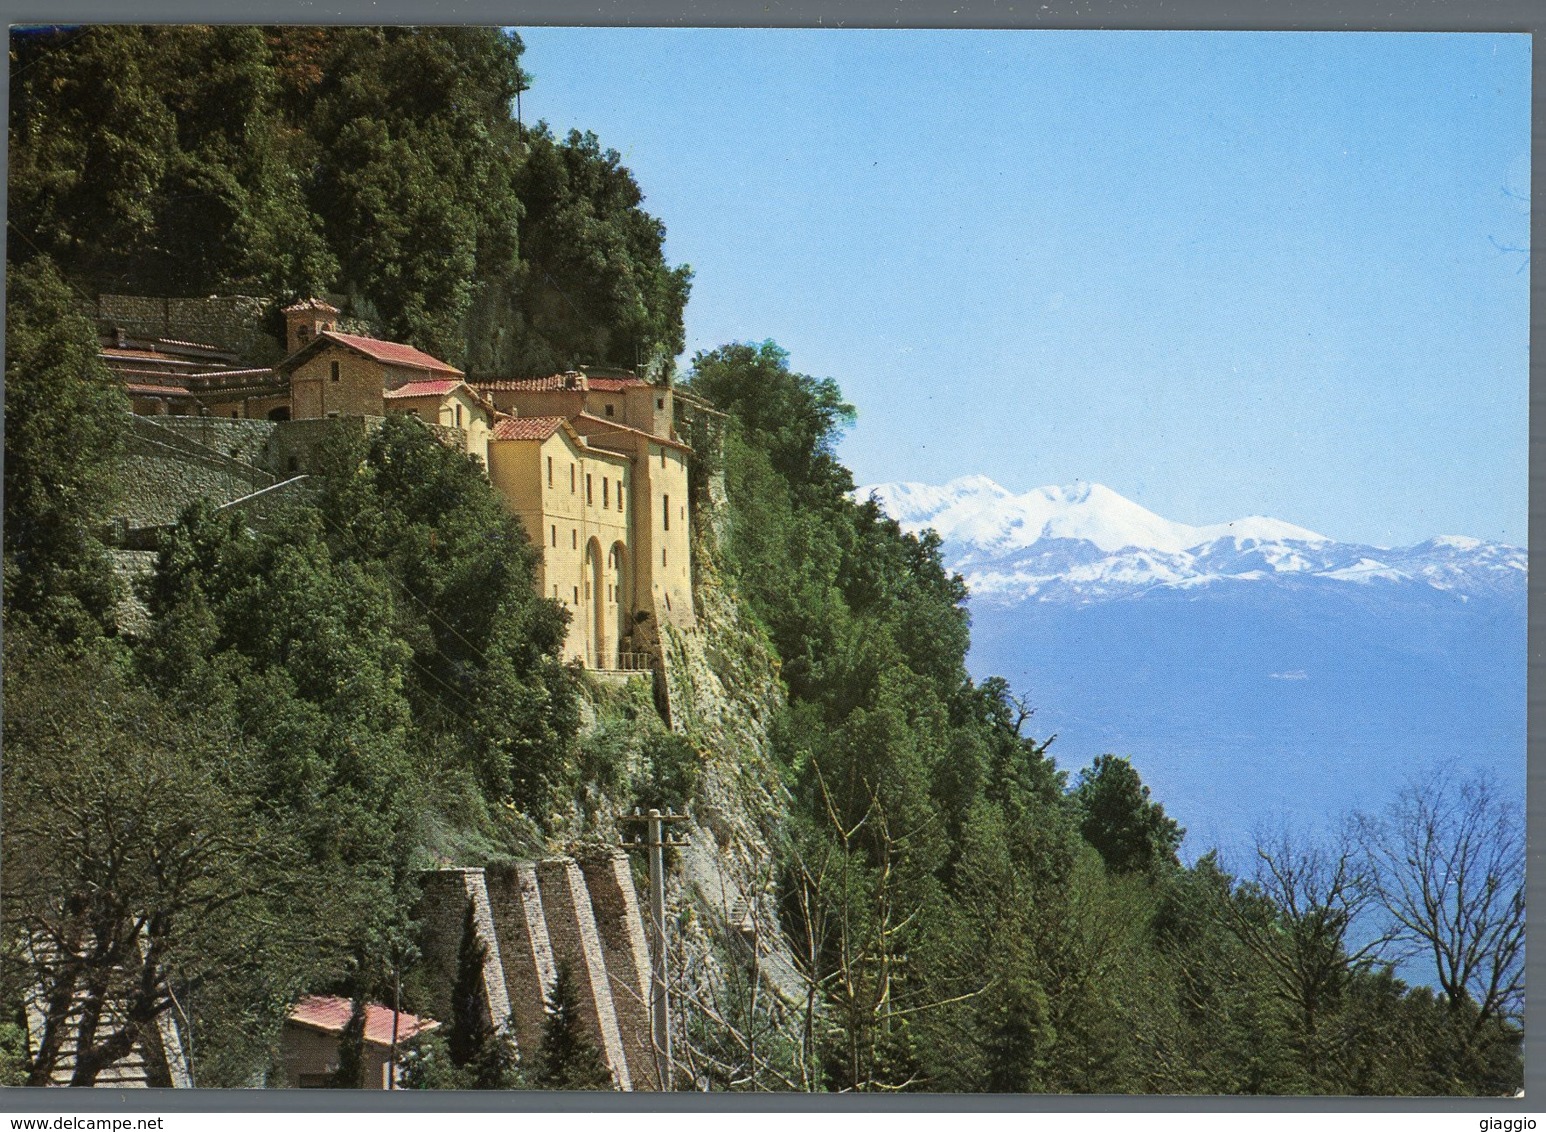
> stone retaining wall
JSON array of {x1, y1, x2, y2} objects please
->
[{"x1": 414, "y1": 853, "x2": 655, "y2": 1091}]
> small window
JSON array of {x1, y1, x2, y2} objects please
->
[
  {"x1": 455, "y1": 404, "x2": 463, "y2": 428},
  {"x1": 657, "y1": 398, "x2": 664, "y2": 410},
  {"x1": 618, "y1": 489, "x2": 624, "y2": 514},
  {"x1": 570, "y1": 464, "x2": 576, "y2": 492},
  {"x1": 605, "y1": 403, "x2": 615, "y2": 418},
  {"x1": 553, "y1": 585, "x2": 559, "y2": 600},
  {"x1": 547, "y1": 456, "x2": 553, "y2": 486},
  {"x1": 288, "y1": 456, "x2": 299, "y2": 473},
  {"x1": 603, "y1": 478, "x2": 610, "y2": 508},
  {"x1": 573, "y1": 586, "x2": 579, "y2": 604},
  {"x1": 230, "y1": 411, "x2": 238, "y2": 419},
  {"x1": 663, "y1": 495, "x2": 670, "y2": 531},
  {"x1": 586, "y1": 474, "x2": 593, "y2": 506},
  {"x1": 326, "y1": 410, "x2": 340, "y2": 419},
  {"x1": 572, "y1": 529, "x2": 577, "y2": 549},
  {"x1": 297, "y1": 325, "x2": 311, "y2": 343},
  {"x1": 660, "y1": 450, "x2": 666, "y2": 469},
  {"x1": 330, "y1": 360, "x2": 340, "y2": 382},
  {"x1": 550, "y1": 525, "x2": 557, "y2": 547},
  {"x1": 662, "y1": 546, "x2": 668, "y2": 567}
]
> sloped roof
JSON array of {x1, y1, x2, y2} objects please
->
[
  {"x1": 278, "y1": 331, "x2": 461, "y2": 376},
  {"x1": 124, "y1": 383, "x2": 196, "y2": 398},
  {"x1": 287, "y1": 995, "x2": 438, "y2": 1047},
  {"x1": 585, "y1": 376, "x2": 644, "y2": 392},
  {"x1": 473, "y1": 374, "x2": 585, "y2": 393},
  {"x1": 573, "y1": 413, "x2": 691, "y2": 453},
  {"x1": 471, "y1": 372, "x2": 646, "y2": 394},
  {"x1": 382, "y1": 379, "x2": 464, "y2": 399},
  {"x1": 493, "y1": 415, "x2": 569, "y2": 441},
  {"x1": 322, "y1": 332, "x2": 462, "y2": 374}
]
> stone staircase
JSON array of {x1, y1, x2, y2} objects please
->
[{"x1": 21, "y1": 938, "x2": 191, "y2": 1088}]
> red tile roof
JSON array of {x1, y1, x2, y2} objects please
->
[
  {"x1": 320, "y1": 332, "x2": 462, "y2": 375},
  {"x1": 287, "y1": 995, "x2": 438, "y2": 1047},
  {"x1": 125, "y1": 383, "x2": 196, "y2": 397},
  {"x1": 573, "y1": 413, "x2": 691, "y2": 452},
  {"x1": 493, "y1": 415, "x2": 568, "y2": 441},
  {"x1": 382, "y1": 379, "x2": 464, "y2": 399},
  {"x1": 471, "y1": 372, "x2": 645, "y2": 394},
  {"x1": 473, "y1": 374, "x2": 586, "y2": 393},
  {"x1": 585, "y1": 376, "x2": 644, "y2": 392}
]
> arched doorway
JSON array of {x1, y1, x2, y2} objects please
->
[{"x1": 585, "y1": 538, "x2": 605, "y2": 668}]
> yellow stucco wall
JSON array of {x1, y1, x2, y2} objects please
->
[
  {"x1": 387, "y1": 386, "x2": 492, "y2": 465},
  {"x1": 489, "y1": 429, "x2": 633, "y2": 666}
]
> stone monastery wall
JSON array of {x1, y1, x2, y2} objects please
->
[{"x1": 92, "y1": 293, "x2": 286, "y2": 364}]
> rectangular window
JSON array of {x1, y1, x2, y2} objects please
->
[
  {"x1": 330, "y1": 360, "x2": 340, "y2": 382},
  {"x1": 605, "y1": 403, "x2": 615, "y2": 418},
  {"x1": 660, "y1": 450, "x2": 666, "y2": 469},
  {"x1": 573, "y1": 586, "x2": 579, "y2": 604},
  {"x1": 571, "y1": 464, "x2": 576, "y2": 492},
  {"x1": 603, "y1": 478, "x2": 610, "y2": 508},
  {"x1": 586, "y1": 474, "x2": 593, "y2": 505},
  {"x1": 657, "y1": 398, "x2": 664, "y2": 410},
  {"x1": 455, "y1": 404, "x2": 463, "y2": 428},
  {"x1": 618, "y1": 484, "x2": 625, "y2": 513},
  {"x1": 662, "y1": 547, "x2": 668, "y2": 567},
  {"x1": 572, "y1": 529, "x2": 577, "y2": 549},
  {"x1": 663, "y1": 495, "x2": 670, "y2": 531},
  {"x1": 550, "y1": 525, "x2": 557, "y2": 547},
  {"x1": 547, "y1": 456, "x2": 554, "y2": 486}
]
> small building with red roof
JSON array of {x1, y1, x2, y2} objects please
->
[{"x1": 279, "y1": 994, "x2": 439, "y2": 1089}]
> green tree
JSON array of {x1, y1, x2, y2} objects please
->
[
  {"x1": 1072, "y1": 754, "x2": 1183, "y2": 876},
  {"x1": 507, "y1": 126, "x2": 692, "y2": 376},
  {"x1": 439, "y1": 905, "x2": 521, "y2": 1089},
  {"x1": 329, "y1": 997, "x2": 368, "y2": 1089},
  {"x1": 2, "y1": 256, "x2": 126, "y2": 642},
  {"x1": 531, "y1": 963, "x2": 612, "y2": 1090},
  {"x1": 1, "y1": 629, "x2": 318, "y2": 1086}
]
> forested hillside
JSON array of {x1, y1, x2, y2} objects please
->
[{"x1": 2, "y1": 27, "x2": 1523, "y2": 1094}]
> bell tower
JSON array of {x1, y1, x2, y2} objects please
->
[{"x1": 282, "y1": 298, "x2": 341, "y2": 355}]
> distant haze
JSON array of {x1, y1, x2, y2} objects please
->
[{"x1": 859, "y1": 474, "x2": 1526, "y2": 857}]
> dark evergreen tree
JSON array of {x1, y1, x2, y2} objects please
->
[
  {"x1": 1072, "y1": 754, "x2": 1184, "y2": 876},
  {"x1": 2, "y1": 256, "x2": 127, "y2": 642},
  {"x1": 329, "y1": 997, "x2": 368, "y2": 1088},
  {"x1": 444, "y1": 905, "x2": 521, "y2": 1089},
  {"x1": 532, "y1": 964, "x2": 611, "y2": 1090}
]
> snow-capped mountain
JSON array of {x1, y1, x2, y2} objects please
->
[
  {"x1": 855, "y1": 474, "x2": 1526, "y2": 859},
  {"x1": 858, "y1": 476, "x2": 1525, "y2": 605}
]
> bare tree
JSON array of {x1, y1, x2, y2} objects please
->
[
  {"x1": 1354, "y1": 768, "x2": 1525, "y2": 1031},
  {"x1": 1219, "y1": 826, "x2": 1381, "y2": 1079}
]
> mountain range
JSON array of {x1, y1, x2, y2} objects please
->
[{"x1": 857, "y1": 476, "x2": 1527, "y2": 858}]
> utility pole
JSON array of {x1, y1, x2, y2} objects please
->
[{"x1": 620, "y1": 806, "x2": 689, "y2": 1090}]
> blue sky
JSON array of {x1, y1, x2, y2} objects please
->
[{"x1": 515, "y1": 29, "x2": 1530, "y2": 547}]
